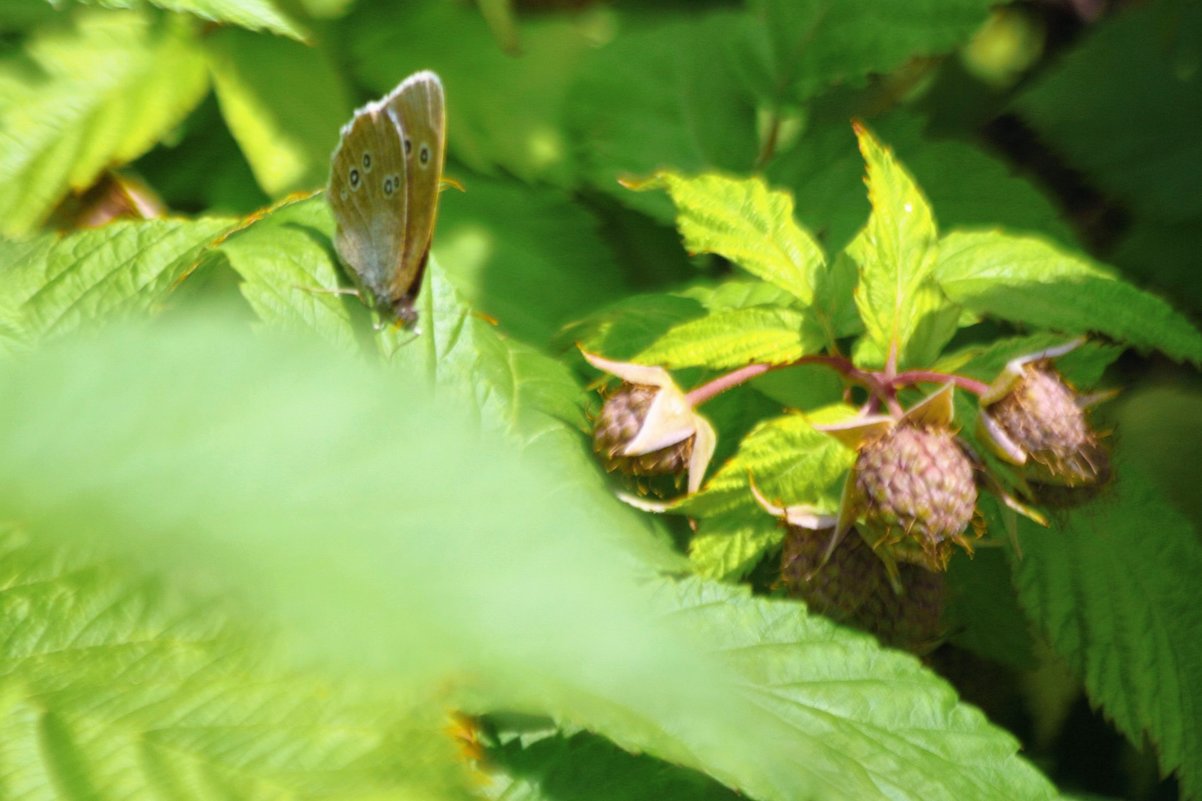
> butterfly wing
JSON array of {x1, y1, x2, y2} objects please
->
[
  {"x1": 327, "y1": 95, "x2": 409, "y2": 314},
  {"x1": 384, "y1": 71, "x2": 446, "y2": 315}
]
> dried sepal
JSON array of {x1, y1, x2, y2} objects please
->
[
  {"x1": 977, "y1": 340, "x2": 1110, "y2": 491},
  {"x1": 980, "y1": 339, "x2": 1085, "y2": 405},
  {"x1": 583, "y1": 349, "x2": 717, "y2": 495}
]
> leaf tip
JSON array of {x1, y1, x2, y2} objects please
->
[{"x1": 618, "y1": 173, "x2": 665, "y2": 192}]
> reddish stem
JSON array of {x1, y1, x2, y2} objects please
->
[
  {"x1": 684, "y1": 356, "x2": 990, "y2": 410},
  {"x1": 686, "y1": 363, "x2": 772, "y2": 406},
  {"x1": 891, "y1": 370, "x2": 990, "y2": 396}
]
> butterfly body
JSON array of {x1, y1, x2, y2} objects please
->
[{"x1": 328, "y1": 71, "x2": 446, "y2": 328}]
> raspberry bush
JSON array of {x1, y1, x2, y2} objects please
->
[{"x1": 2, "y1": 2, "x2": 1202, "y2": 801}]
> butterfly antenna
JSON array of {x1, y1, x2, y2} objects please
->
[{"x1": 294, "y1": 283, "x2": 361, "y2": 299}]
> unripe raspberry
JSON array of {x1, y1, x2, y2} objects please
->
[
  {"x1": 581, "y1": 350, "x2": 717, "y2": 495},
  {"x1": 818, "y1": 385, "x2": 980, "y2": 573},
  {"x1": 594, "y1": 383, "x2": 694, "y2": 477},
  {"x1": 779, "y1": 524, "x2": 945, "y2": 653},
  {"x1": 853, "y1": 423, "x2": 978, "y2": 572},
  {"x1": 982, "y1": 361, "x2": 1109, "y2": 489}
]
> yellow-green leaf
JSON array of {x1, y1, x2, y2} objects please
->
[
  {"x1": 71, "y1": 0, "x2": 309, "y2": 41},
  {"x1": 206, "y1": 29, "x2": 351, "y2": 196},
  {"x1": 216, "y1": 193, "x2": 359, "y2": 348},
  {"x1": 689, "y1": 512, "x2": 784, "y2": 580},
  {"x1": 629, "y1": 171, "x2": 825, "y2": 305},
  {"x1": 636, "y1": 307, "x2": 818, "y2": 369},
  {"x1": 850, "y1": 123, "x2": 943, "y2": 360},
  {"x1": 936, "y1": 229, "x2": 1202, "y2": 366},
  {"x1": 0, "y1": 217, "x2": 235, "y2": 347},
  {"x1": 0, "y1": 9, "x2": 209, "y2": 236}
]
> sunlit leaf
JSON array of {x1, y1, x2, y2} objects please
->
[
  {"x1": 653, "y1": 578, "x2": 1060, "y2": 801},
  {"x1": 935, "y1": 230, "x2": 1202, "y2": 366},
  {"x1": 849, "y1": 123, "x2": 947, "y2": 363},
  {"x1": 71, "y1": 0, "x2": 309, "y2": 41},
  {"x1": 0, "y1": 315, "x2": 1059, "y2": 801},
  {"x1": 0, "y1": 9, "x2": 209, "y2": 235},
  {"x1": 216, "y1": 193, "x2": 359, "y2": 348},
  {"x1": 636, "y1": 307, "x2": 816, "y2": 369},
  {"x1": 687, "y1": 512, "x2": 784, "y2": 580},
  {"x1": 682, "y1": 413, "x2": 853, "y2": 521},
  {"x1": 206, "y1": 29, "x2": 350, "y2": 196},
  {"x1": 0, "y1": 528, "x2": 475, "y2": 801},
  {"x1": 630, "y1": 172, "x2": 826, "y2": 306},
  {"x1": 564, "y1": 292, "x2": 708, "y2": 361},
  {"x1": 0, "y1": 217, "x2": 235, "y2": 348}
]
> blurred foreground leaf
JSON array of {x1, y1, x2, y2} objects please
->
[
  {"x1": 0, "y1": 527, "x2": 475, "y2": 801},
  {"x1": 70, "y1": 0, "x2": 309, "y2": 40},
  {"x1": 0, "y1": 314, "x2": 1059, "y2": 801}
]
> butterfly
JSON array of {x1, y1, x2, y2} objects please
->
[{"x1": 327, "y1": 71, "x2": 446, "y2": 329}]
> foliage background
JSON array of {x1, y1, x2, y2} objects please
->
[{"x1": 1, "y1": 0, "x2": 1201, "y2": 800}]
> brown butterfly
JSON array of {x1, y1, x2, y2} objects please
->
[{"x1": 327, "y1": 71, "x2": 446, "y2": 329}]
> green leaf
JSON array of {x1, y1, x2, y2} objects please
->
[
  {"x1": 206, "y1": 28, "x2": 350, "y2": 196},
  {"x1": 0, "y1": 8, "x2": 209, "y2": 235},
  {"x1": 1111, "y1": 217, "x2": 1202, "y2": 320},
  {"x1": 565, "y1": 281, "x2": 799, "y2": 362},
  {"x1": 0, "y1": 316, "x2": 1058, "y2": 801},
  {"x1": 563, "y1": 292, "x2": 708, "y2": 360},
  {"x1": 688, "y1": 512, "x2": 784, "y2": 580},
  {"x1": 486, "y1": 730, "x2": 741, "y2": 801},
  {"x1": 434, "y1": 172, "x2": 629, "y2": 345},
  {"x1": 0, "y1": 217, "x2": 235, "y2": 348},
  {"x1": 683, "y1": 413, "x2": 853, "y2": 520},
  {"x1": 636, "y1": 307, "x2": 816, "y2": 370},
  {"x1": 1010, "y1": 460, "x2": 1202, "y2": 800},
  {"x1": 134, "y1": 94, "x2": 271, "y2": 217},
  {"x1": 812, "y1": 250, "x2": 865, "y2": 342},
  {"x1": 372, "y1": 257, "x2": 628, "y2": 538},
  {"x1": 631, "y1": 172, "x2": 826, "y2": 305},
  {"x1": 1014, "y1": 1, "x2": 1202, "y2": 222},
  {"x1": 943, "y1": 334, "x2": 1122, "y2": 388},
  {"x1": 746, "y1": 362, "x2": 846, "y2": 411},
  {"x1": 944, "y1": 547, "x2": 1036, "y2": 670},
  {"x1": 348, "y1": 1, "x2": 593, "y2": 186},
  {"x1": 742, "y1": 0, "x2": 994, "y2": 104},
  {"x1": 699, "y1": 278, "x2": 801, "y2": 311},
  {"x1": 567, "y1": 11, "x2": 759, "y2": 218},
  {"x1": 215, "y1": 193, "x2": 360, "y2": 348},
  {"x1": 654, "y1": 579, "x2": 1060, "y2": 801},
  {"x1": 850, "y1": 122, "x2": 946, "y2": 362},
  {"x1": 71, "y1": 0, "x2": 309, "y2": 41},
  {"x1": 935, "y1": 230, "x2": 1202, "y2": 366},
  {"x1": 767, "y1": 112, "x2": 1075, "y2": 255},
  {"x1": 1111, "y1": 382, "x2": 1202, "y2": 526},
  {"x1": 0, "y1": 528, "x2": 475, "y2": 801}
]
